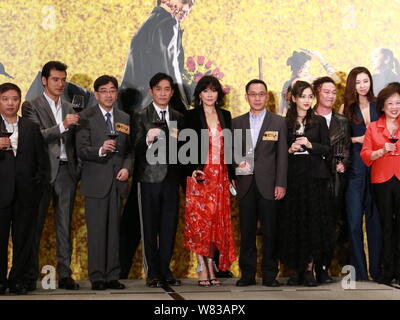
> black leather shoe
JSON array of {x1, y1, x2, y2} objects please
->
[
  {"x1": 262, "y1": 279, "x2": 281, "y2": 287},
  {"x1": 303, "y1": 271, "x2": 319, "y2": 287},
  {"x1": 165, "y1": 277, "x2": 182, "y2": 286},
  {"x1": 236, "y1": 278, "x2": 256, "y2": 287},
  {"x1": 9, "y1": 283, "x2": 27, "y2": 295},
  {"x1": 91, "y1": 281, "x2": 107, "y2": 290},
  {"x1": 59, "y1": 277, "x2": 80, "y2": 290},
  {"x1": 0, "y1": 282, "x2": 7, "y2": 294},
  {"x1": 316, "y1": 270, "x2": 334, "y2": 284},
  {"x1": 215, "y1": 270, "x2": 233, "y2": 278},
  {"x1": 287, "y1": 272, "x2": 304, "y2": 286},
  {"x1": 24, "y1": 279, "x2": 37, "y2": 292},
  {"x1": 106, "y1": 280, "x2": 126, "y2": 289},
  {"x1": 377, "y1": 277, "x2": 394, "y2": 285},
  {"x1": 146, "y1": 278, "x2": 163, "y2": 288}
]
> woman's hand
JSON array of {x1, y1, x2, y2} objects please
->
[
  {"x1": 351, "y1": 135, "x2": 364, "y2": 144},
  {"x1": 296, "y1": 136, "x2": 312, "y2": 149},
  {"x1": 384, "y1": 142, "x2": 396, "y2": 153},
  {"x1": 289, "y1": 142, "x2": 302, "y2": 153},
  {"x1": 191, "y1": 170, "x2": 205, "y2": 183}
]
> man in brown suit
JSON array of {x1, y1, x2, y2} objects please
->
[{"x1": 232, "y1": 79, "x2": 288, "y2": 287}]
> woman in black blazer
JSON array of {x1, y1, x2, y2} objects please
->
[
  {"x1": 279, "y1": 80, "x2": 334, "y2": 287},
  {"x1": 183, "y1": 76, "x2": 236, "y2": 287}
]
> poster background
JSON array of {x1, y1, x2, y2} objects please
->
[{"x1": 3, "y1": 0, "x2": 399, "y2": 279}]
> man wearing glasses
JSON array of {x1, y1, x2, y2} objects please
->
[
  {"x1": 22, "y1": 61, "x2": 81, "y2": 291},
  {"x1": 76, "y1": 75, "x2": 132, "y2": 291},
  {"x1": 233, "y1": 79, "x2": 288, "y2": 287}
]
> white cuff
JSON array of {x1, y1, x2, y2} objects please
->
[{"x1": 99, "y1": 147, "x2": 106, "y2": 157}]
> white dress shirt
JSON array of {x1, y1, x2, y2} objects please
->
[{"x1": 43, "y1": 92, "x2": 68, "y2": 161}]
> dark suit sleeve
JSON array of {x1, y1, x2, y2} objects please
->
[
  {"x1": 21, "y1": 100, "x2": 63, "y2": 144},
  {"x1": 33, "y1": 122, "x2": 48, "y2": 186},
  {"x1": 224, "y1": 111, "x2": 235, "y2": 181},
  {"x1": 275, "y1": 119, "x2": 288, "y2": 189},
  {"x1": 132, "y1": 112, "x2": 148, "y2": 157},
  {"x1": 343, "y1": 118, "x2": 352, "y2": 169},
  {"x1": 309, "y1": 117, "x2": 331, "y2": 156},
  {"x1": 75, "y1": 114, "x2": 109, "y2": 163},
  {"x1": 122, "y1": 118, "x2": 134, "y2": 174}
]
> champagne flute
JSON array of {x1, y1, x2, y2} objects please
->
[{"x1": 334, "y1": 140, "x2": 345, "y2": 173}]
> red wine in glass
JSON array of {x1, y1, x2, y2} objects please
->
[
  {"x1": 0, "y1": 131, "x2": 13, "y2": 151},
  {"x1": 195, "y1": 172, "x2": 205, "y2": 183},
  {"x1": 108, "y1": 130, "x2": 119, "y2": 153},
  {"x1": 294, "y1": 131, "x2": 306, "y2": 151},
  {"x1": 389, "y1": 136, "x2": 399, "y2": 155}
]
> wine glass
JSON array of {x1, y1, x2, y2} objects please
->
[
  {"x1": 0, "y1": 124, "x2": 14, "y2": 151},
  {"x1": 389, "y1": 134, "x2": 399, "y2": 156},
  {"x1": 294, "y1": 123, "x2": 306, "y2": 152},
  {"x1": 72, "y1": 95, "x2": 84, "y2": 113},
  {"x1": 334, "y1": 140, "x2": 345, "y2": 173},
  {"x1": 108, "y1": 130, "x2": 119, "y2": 153},
  {"x1": 152, "y1": 111, "x2": 167, "y2": 142}
]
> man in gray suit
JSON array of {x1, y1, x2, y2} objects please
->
[
  {"x1": 233, "y1": 79, "x2": 288, "y2": 287},
  {"x1": 22, "y1": 61, "x2": 80, "y2": 291},
  {"x1": 76, "y1": 75, "x2": 132, "y2": 291}
]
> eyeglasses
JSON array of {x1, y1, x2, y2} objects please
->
[
  {"x1": 247, "y1": 92, "x2": 267, "y2": 98},
  {"x1": 97, "y1": 89, "x2": 117, "y2": 95}
]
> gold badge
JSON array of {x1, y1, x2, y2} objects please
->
[
  {"x1": 115, "y1": 122, "x2": 130, "y2": 135},
  {"x1": 263, "y1": 131, "x2": 278, "y2": 141}
]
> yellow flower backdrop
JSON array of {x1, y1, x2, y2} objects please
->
[{"x1": 3, "y1": 0, "x2": 397, "y2": 279}]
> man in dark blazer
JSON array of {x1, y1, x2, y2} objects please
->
[
  {"x1": 0, "y1": 83, "x2": 46, "y2": 295},
  {"x1": 21, "y1": 61, "x2": 81, "y2": 291},
  {"x1": 121, "y1": 0, "x2": 194, "y2": 114},
  {"x1": 233, "y1": 79, "x2": 288, "y2": 287},
  {"x1": 313, "y1": 77, "x2": 351, "y2": 283},
  {"x1": 76, "y1": 75, "x2": 132, "y2": 290},
  {"x1": 132, "y1": 72, "x2": 184, "y2": 287}
]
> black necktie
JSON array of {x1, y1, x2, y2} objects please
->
[{"x1": 160, "y1": 110, "x2": 166, "y2": 122}]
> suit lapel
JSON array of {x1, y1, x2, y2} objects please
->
[
  {"x1": 38, "y1": 95, "x2": 57, "y2": 126},
  {"x1": 16, "y1": 117, "x2": 24, "y2": 156},
  {"x1": 329, "y1": 113, "x2": 339, "y2": 144},
  {"x1": 254, "y1": 110, "x2": 271, "y2": 150},
  {"x1": 216, "y1": 108, "x2": 227, "y2": 129},
  {"x1": 94, "y1": 105, "x2": 109, "y2": 134}
]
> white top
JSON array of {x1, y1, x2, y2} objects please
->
[
  {"x1": 43, "y1": 92, "x2": 68, "y2": 161},
  {"x1": 320, "y1": 112, "x2": 333, "y2": 128}
]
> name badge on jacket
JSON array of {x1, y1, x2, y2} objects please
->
[
  {"x1": 115, "y1": 122, "x2": 130, "y2": 135},
  {"x1": 263, "y1": 131, "x2": 278, "y2": 141}
]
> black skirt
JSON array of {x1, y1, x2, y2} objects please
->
[{"x1": 279, "y1": 154, "x2": 335, "y2": 270}]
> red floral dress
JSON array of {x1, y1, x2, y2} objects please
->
[{"x1": 184, "y1": 124, "x2": 236, "y2": 271}]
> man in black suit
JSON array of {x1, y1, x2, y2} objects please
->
[
  {"x1": 0, "y1": 83, "x2": 46, "y2": 295},
  {"x1": 22, "y1": 61, "x2": 81, "y2": 291},
  {"x1": 132, "y1": 73, "x2": 184, "y2": 287},
  {"x1": 76, "y1": 75, "x2": 132, "y2": 291},
  {"x1": 313, "y1": 77, "x2": 351, "y2": 283},
  {"x1": 121, "y1": 0, "x2": 194, "y2": 114},
  {"x1": 232, "y1": 79, "x2": 288, "y2": 287}
]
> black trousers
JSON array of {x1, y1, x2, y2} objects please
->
[
  {"x1": 119, "y1": 183, "x2": 141, "y2": 279},
  {"x1": 0, "y1": 199, "x2": 38, "y2": 285},
  {"x1": 238, "y1": 179, "x2": 278, "y2": 280},
  {"x1": 373, "y1": 176, "x2": 400, "y2": 280},
  {"x1": 138, "y1": 181, "x2": 179, "y2": 279}
]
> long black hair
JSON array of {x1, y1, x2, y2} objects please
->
[{"x1": 286, "y1": 80, "x2": 317, "y2": 132}]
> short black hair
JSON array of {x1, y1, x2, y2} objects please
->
[
  {"x1": 149, "y1": 72, "x2": 174, "y2": 89},
  {"x1": 245, "y1": 79, "x2": 268, "y2": 93},
  {"x1": 193, "y1": 75, "x2": 225, "y2": 108},
  {"x1": 0, "y1": 82, "x2": 21, "y2": 99},
  {"x1": 94, "y1": 75, "x2": 118, "y2": 92},
  {"x1": 312, "y1": 76, "x2": 336, "y2": 94},
  {"x1": 42, "y1": 61, "x2": 68, "y2": 80},
  {"x1": 376, "y1": 84, "x2": 400, "y2": 117}
]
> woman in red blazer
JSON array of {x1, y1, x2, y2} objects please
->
[{"x1": 361, "y1": 84, "x2": 400, "y2": 285}]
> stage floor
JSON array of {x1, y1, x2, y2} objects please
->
[{"x1": 0, "y1": 278, "x2": 399, "y2": 300}]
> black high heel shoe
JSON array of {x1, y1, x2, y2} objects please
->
[{"x1": 303, "y1": 271, "x2": 319, "y2": 287}]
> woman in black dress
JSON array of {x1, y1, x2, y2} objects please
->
[{"x1": 279, "y1": 80, "x2": 334, "y2": 286}]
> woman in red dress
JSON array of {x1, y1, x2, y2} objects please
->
[{"x1": 183, "y1": 76, "x2": 236, "y2": 287}]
